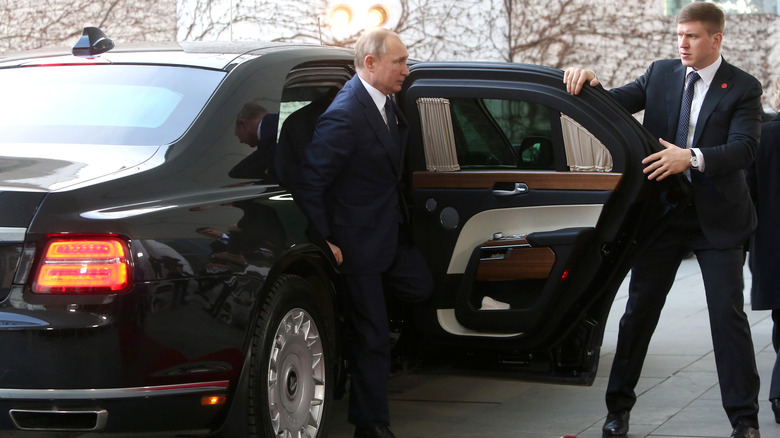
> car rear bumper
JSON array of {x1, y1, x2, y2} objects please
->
[{"x1": 0, "y1": 381, "x2": 230, "y2": 434}]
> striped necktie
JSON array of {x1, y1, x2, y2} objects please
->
[{"x1": 674, "y1": 71, "x2": 700, "y2": 148}]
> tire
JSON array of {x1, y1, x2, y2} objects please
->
[{"x1": 248, "y1": 274, "x2": 333, "y2": 438}]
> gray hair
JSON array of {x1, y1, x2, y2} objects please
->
[{"x1": 354, "y1": 28, "x2": 397, "y2": 71}]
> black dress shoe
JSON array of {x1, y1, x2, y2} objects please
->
[
  {"x1": 354, "y1": 425, "x2": 396, "y2": 438},
  {"x1": 730, "y1": 422, "x2": 760, "y2": 438},
  {"x1": 772, "y1": 398, "x2": 780, "y2": 424},
  {"x1": 602, "y1": 410, "x2": 629, "y2": 438}
]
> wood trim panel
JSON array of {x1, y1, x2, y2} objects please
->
[
  {"x1": 475, "y1": 246, "x2": 555, "y2": 281},
  {"x1": 480, "y1": 237, "x2": 529, "y2": 247},
  {"x1": 412, "y1": 171, "x2": 622, "y2": 191}
]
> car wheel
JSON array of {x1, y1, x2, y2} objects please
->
[{"x1": 248, "y1": 274, "x2": 332, "y2": 438}]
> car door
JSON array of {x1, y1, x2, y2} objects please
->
[{"x1": 397, "y1": 62, "x2": 691, "y2": 383}]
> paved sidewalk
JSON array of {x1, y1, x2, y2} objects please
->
[{"x1": 329, "y1": 257, "x2": 777, "y2": 438}]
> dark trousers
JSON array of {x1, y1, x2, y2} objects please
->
[
  {"x1": 606, "y1": 207, "x2": 760, "y2": 428},
  {"x1": 344, "y1": 240, "x2": 432, "y2": 427},
  {"x1": 771, "y1": 309, "x2": 780, "y2": 401}
]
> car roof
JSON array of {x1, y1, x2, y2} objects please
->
[{"x1": 0, "y1": 40, "x2": 355, "y2": 71}]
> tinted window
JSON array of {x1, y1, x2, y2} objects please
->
[
  {"x1": 0, "y1": 64, "x2": 224, "y2": 145},
  {"x1": 450, "y1": 98, "x2": 554, "y2": 169}
]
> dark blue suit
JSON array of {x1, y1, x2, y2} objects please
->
[
  {"x1": 296, "y1": 74, "x2": 432, "y2": 427},
  {"x1": 605, "y1": 58, "x2": 762, "y2": 428},
  {"x1": 610, "y1": 59, "x2": 759, "y2": 248}
]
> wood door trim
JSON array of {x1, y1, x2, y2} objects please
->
[
  {"x1": 475, "y1": 246, "x2": 555, "y2": 281},
  {"x1": 412, "y1": 171, "x2": 622, "y2": 191}
]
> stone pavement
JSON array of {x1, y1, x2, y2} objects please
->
[{"x1": 329, "y1": 257, "x2": 778, "y2": 438}]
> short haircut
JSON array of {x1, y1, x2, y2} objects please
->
[
  {"x1": 354, "y1": 28, "x2": 397, "y2": 71},
  {"x1": 677, "y1": 2, "x2": 725, "y2": 35},
  {"x1": 236, "y1": 101, "x2": 267, "y2": 123}
]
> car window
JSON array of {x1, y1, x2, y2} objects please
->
[
  {"x1": 0, "y1": 64, "x2": 225, "y2": 146},
  {"x1": 449, "y1": 97, "x2": 555, "y2": 170},
  {"x1": 273, "y1": 64, "x2": 352, "y2": 189},
  {"x1": 278, "y1": 86, "x2": 340, "y2": 139},
  {"x1": 418, "y1": 96, "x2": 612, "y2": 172}
]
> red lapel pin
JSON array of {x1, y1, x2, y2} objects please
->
[{"x1": 721, "y1": 83, "x2": 727, "y2": 88}]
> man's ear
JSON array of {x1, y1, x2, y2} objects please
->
[
  {"x1": 364, "y1": 54, "x2": 375, "y2": 72},
  {"x1": 713, "y1": 32, "x2": 723, "y2": 48}
]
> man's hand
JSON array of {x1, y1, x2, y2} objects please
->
[
  {"x1": 563, "y1": 67, "x2": 600, "y2": 95},
  {"x1": 326, "y1": 240, "x2": 343, "y2": 266},
  {"x1": 642, "y1": 138, "x2": 691, "y2": 181}
]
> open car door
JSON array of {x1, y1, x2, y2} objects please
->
[{"x1": 398, "y1": 62, "x2": 691, "y2": 384}]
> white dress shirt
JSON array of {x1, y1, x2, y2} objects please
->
[
  {"x1": 358, "y1": 74, "x2": 391, "y2": 126},
  {"x1": 684, "y1": 55, "x2": 723, "y2": 172}
]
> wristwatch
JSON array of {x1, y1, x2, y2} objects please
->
[{"x1": 689, "y1": 149, "x2": 699, "y2": 168}]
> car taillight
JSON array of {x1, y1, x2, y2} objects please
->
[{"x1": 32, "y1": 236, "x2": 131, "y2": 294}]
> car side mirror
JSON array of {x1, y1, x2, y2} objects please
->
[{"x1": 517, "y1": 136, "x2": 554, "y2": 169}]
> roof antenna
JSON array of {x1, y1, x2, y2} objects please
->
[
  {"x1": 72, "y1": 27, "x2": 114, "y2": 57},
  {"x1": 318, "y1": 17, "x2": 323, "y2": 45}
]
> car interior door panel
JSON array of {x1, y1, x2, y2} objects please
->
[
  {"x1": 439, "y1": 203, "x2": 604, "y2": 275},
  {"x1": 454, "y1": 226, "x2": 597, "y2": 332}
]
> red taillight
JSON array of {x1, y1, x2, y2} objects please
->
[{"x1": 32, "y1": 237, "x2": 131, "y2": 294}]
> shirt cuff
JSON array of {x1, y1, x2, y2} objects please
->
[{"x1": 691, "y1": 148, "x2": 705, "y2": 172}]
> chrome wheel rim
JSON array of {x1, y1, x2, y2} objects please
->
[{"x1": 267, "y1": 308, "x2": 325, "y2": 438}]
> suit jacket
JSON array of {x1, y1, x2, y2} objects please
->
[
  {"x1": 749, "y1": 113, "x2": 780, "y2": 309},
  {"x1": 295, "y1": 75, "x2": 409, "y2": 274},
  {"x1": 609, "y1": 58, "x2": 762, "y2": 249}
]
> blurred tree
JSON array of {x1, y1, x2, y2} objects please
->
[
  {"x1": 0, "y1": 0, "x2": 175, "y2": 54},
  {"x1": 0, "y1": 0, "x2": 775, "y2": 96},
  {"x1": 175, "y1": 0, "x2": 778, "y2": 92}
]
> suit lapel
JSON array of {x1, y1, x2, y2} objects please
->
[
  {"x1": 693, "y1": 61, "x2": 733, "y2": 148},
  {"x1": 393, "y1": 99, "x2": 409, "y2": 179},
  {"x1": 665, "y1": 63, "x2": 687, "y2": 141},
  {"x1": 352, "y1": 76, "x2": 402, "y2": 175}
]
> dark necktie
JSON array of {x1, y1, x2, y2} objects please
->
[
  {"x1": 674, "y1": 71, "x2": 701, "y2": 148},
  {"x1": 385, "y1": 97, "x2": 400, "y2": 144}
]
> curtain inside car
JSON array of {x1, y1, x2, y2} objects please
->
[
  {"x1": 560, "y1": 114, "x2": 613, "y2": 172},
  {"x1": 417, "y1": 97, "x2": 461, "y2": 171}
]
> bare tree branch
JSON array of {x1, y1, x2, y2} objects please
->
[
  {"x1": 1, "y1": 0, "x2": 776, "y2": 98},
  {"x1": 0, "y1": 0, "x2": 175, "y2": 53}
]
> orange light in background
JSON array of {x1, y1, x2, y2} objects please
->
[
  {"x1": 366, "y1": 5, "x2": 389, "y2": 27},
  {"x1": 201, "y1": 395, "x2": 227, "y2": 406},
  {"x1": 330, "y1": 5, "x2": 352, "y2": 28}
]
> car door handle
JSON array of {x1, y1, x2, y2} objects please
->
[{"x1": 492, "y1": 183, "x2": 529, "y2": 197}]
